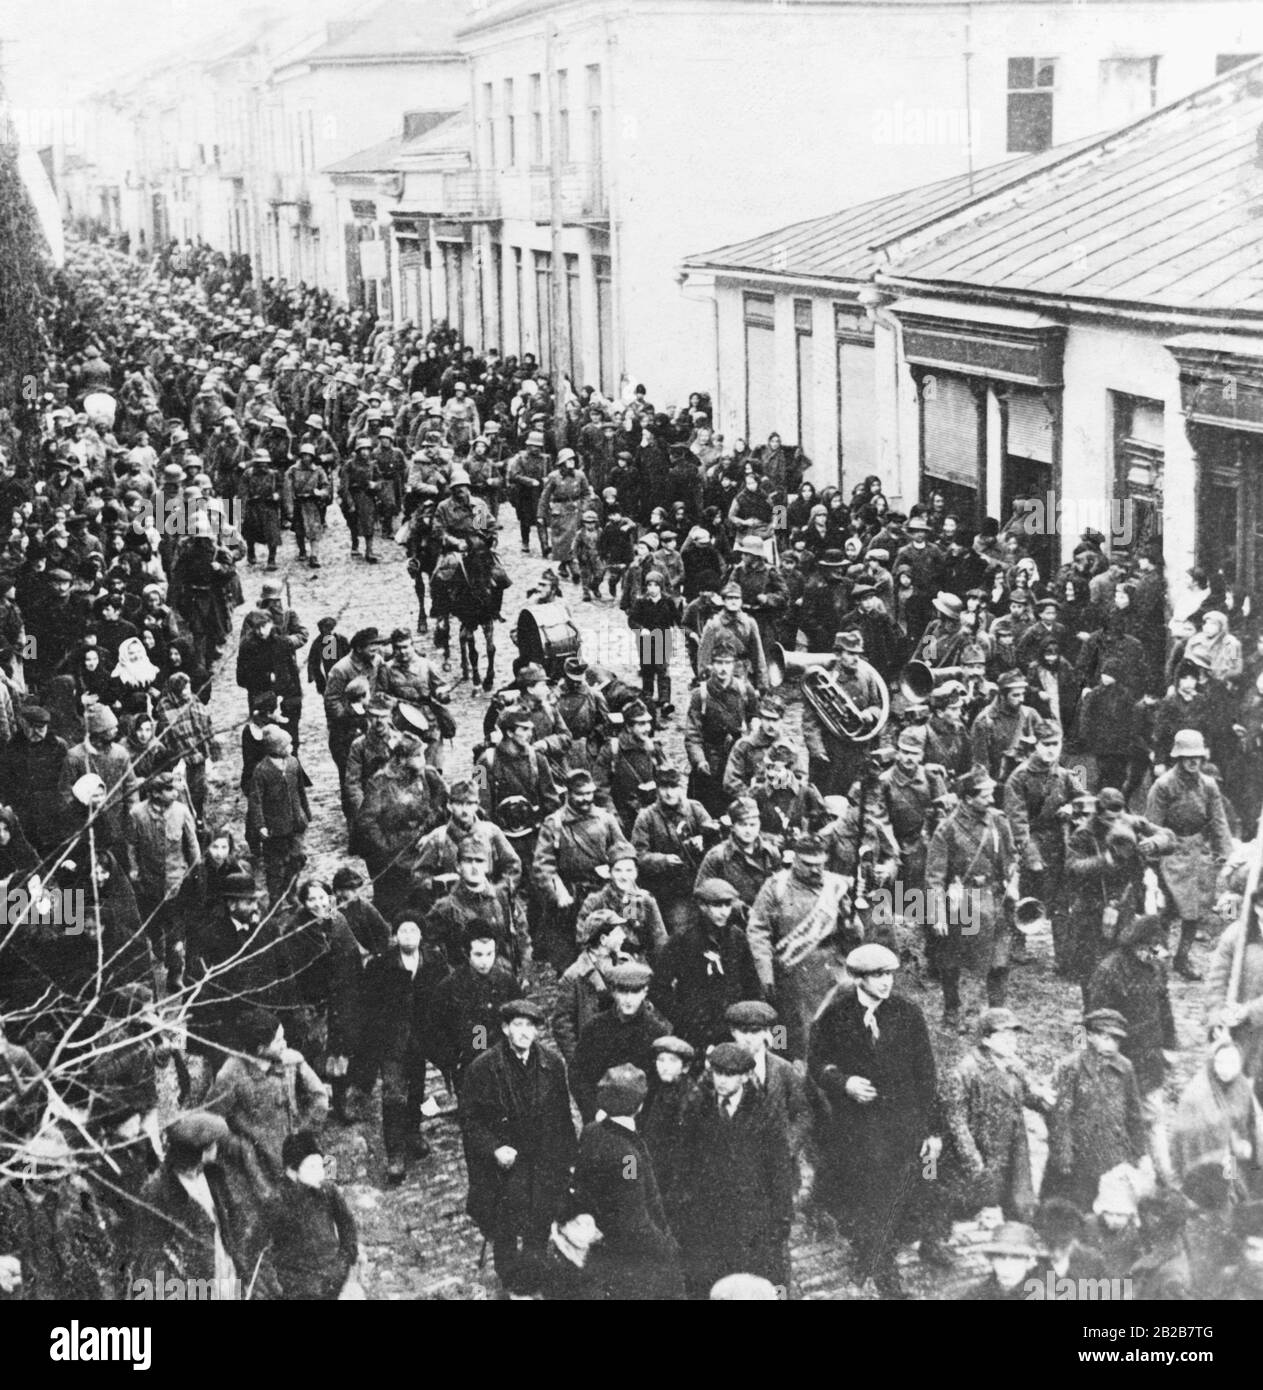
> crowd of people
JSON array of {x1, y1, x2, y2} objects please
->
[{"x1": 0, "y1": 232, "x2": 1262, "y2": 1304}]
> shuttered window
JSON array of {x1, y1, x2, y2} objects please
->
[
  {"x1": 1006, "y1": 388, "x2": 1053, "y2": 463},
  {"x1": 922, "y1": 373, "x2": 981, "y2": 489},
  {"x1": 744, "y1": 294, "x2": 776, "y2": 445}
]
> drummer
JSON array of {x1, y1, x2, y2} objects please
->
[{"x1": 1146, "y1": 728, "x2": 1235, "y2": 981}]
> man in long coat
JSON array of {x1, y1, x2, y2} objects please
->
[
  {"x1": 807, "y1": 943, "x2": 941, "y2": 1298},
  {"x1": 460, "y1": 999, "x2": 577, "y2": 1287},
  {"x1": 538, "y1": 448, "x2": 592, "y2": 578}
]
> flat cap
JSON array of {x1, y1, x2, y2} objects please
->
[
  {"x1": 654, "y1": 765, "x2": 683, "y2": 787},
  {"x1": 596, "y1": 1064, "x2": 649, "y2": 1117},
  {"x1": 609, "y1": 961, "x2": 653, "y2": 991},
  {"x1": 653, "y1": 1035, "x2": 696, "y2": 1061},
  {"x1": 846, "y1": 943, "x2": 900, "y2": 975},
  {"x1": 726, "y1": 1000, "x2": 779, "y2": 1030},
  {"x1": 166, "y1": 1111, "x2": 231, "y2": 1150},
  {"x1": 720, "y1": 581, "x2": 743, "y2": 598},
  {"x1": 695, "y1": 877, "x2": 741, "y2": 904},
  {"x1": 499, "y1": 998, "x2": 545, "y2": 1024},
  {"x1": 1082, "y1": 1008, "x2": 1128, "y2": 1037},
  {"x1": 708, "y1": 1041, "x2": 756, "y2": 1075}
]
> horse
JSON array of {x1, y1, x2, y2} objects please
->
[{"x1": 430, "y1": 532, "x2": 509, "y2": 691}]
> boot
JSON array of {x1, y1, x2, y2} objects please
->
[
  {"x1": 1174, "y1": 922, "x2": 1202, "y2": 981},
  {"x1": 659, "y1": 676, "x2": 673, "y2": 719}
]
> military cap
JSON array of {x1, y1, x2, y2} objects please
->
[
  {"x1": 727, "y1": 796, "x2": 760, "y2": 824},
  {"x1": 353, "y1": 434, "x2": 373, "y2": 450},
  {"x1": 566, "y1": 768, "x2": 596, "y2": 791},
  {"x1": 896, "y1": 726, "x2": 927, "y2": 753},
  {"x1": 708, "y1": 1042, "x2": 756, "y2": 1075},
  {"x1": 930, "y1": 679, "x2": 967, "y2": 707},
  {"x1": 720, "y1": 581, "x2": 743, "y2": 598},
  {"x1": 608, "y1": 961, "x2": 653, "y2": 992},
  {"x1": 695, "y1": 877, "x2": 741, "y2": 905},
  {"x1": 606, "y1": 843, "x2": 638, "y2": 866},
  {"x1": 758, "y1": 693, "x2": 785, "y2": 718},
  {"x1": 1170, "y1": 729, "x2": 1209, "y2": 759},
  {"x1": 499, "y1": 998, "x2": 545, "y2": 1024},
  {"x1": 166, "y1": 1111, "x2": 230, "y2": 1150},
  {"x1": 596, "y1": 1064, "x2": 649, "y2": 1117},
  {"x1": 517, "y1": 662, "x2": 548, "y2": 686},
  {"x1": 526, "y1": 430, "x2": 545, "y2": 448},
  {"x1": 996, "y1": 670, "x2": 1028, "y2": 691},
  {"x1": 956, "y1": 766, "x2": 995, "y2": 797},
  {"x1": 833, "y1": 630, "x2": 864, "y2": 654},
  {"x1": 845, "y1": 943, "x2": 900, "y2": 975},
  {"x1": 653, "y1": 1035, "x2": 696, "y2": 1061},
  {"x1": 978, "y1": 1006, "x2": 1026, "y2": 1037},
  {"x1": 349, "y1": 626, "x2": 381, "y2": 650},
  {"x1": 710, "y1": 636, "x2": 740, "y2": 659},
  {"x1": 792, "y1": 832, "x2": 826, "y2": 857},
  {"x1": 366, "y1": 693, "x2": 396, "y2": 714},
  {"x1": 726, "y1": 1000, "x2": 779, "y2": 1030},
  {"x1": 1097, "y1": 787, "x2": 1126, "y2": 811},
  {"x1": 498, "y1": 705, "x2": 534, "y2": 732},
  {"x1": 20, "y1": 705, "x2": 50, "y2": 726},
  {"x1": 563, "y1": 657, "x2": 588, "y2": 681},
  {"x1": 1033, "y1": 718, "x2": 1063, "y2": 743},
  {"x1": 1082, "y1": 1008, "x2": 1129, "y2": 1038},
  {"x1": 654, "y1": 765, "x2": 683, "y2": 787},
  {"x1": 1007, "y1": 589, "x2": 1034, "y2": 608}
]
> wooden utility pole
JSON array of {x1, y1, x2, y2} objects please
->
[{"x1": 544, "y1": 23, "x2": 567, "y2": 438}]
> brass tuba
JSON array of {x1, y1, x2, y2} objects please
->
[{"x1": 768, "y1": 643, "x2": 891, "y2": 743}]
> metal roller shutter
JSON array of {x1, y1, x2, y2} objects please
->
[{"x1": 923, "y1": 373, "x2": 981, "y2": 488}]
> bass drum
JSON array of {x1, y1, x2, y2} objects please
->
[{"x1": 516, "y1": 602, "x2": 581, "y2": 680}]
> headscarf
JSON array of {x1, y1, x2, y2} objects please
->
[{"x1": 1184, "y1": 611, "x2": 1241, "y2": 684}]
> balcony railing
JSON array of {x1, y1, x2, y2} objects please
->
[
  {"x1": 441, "y1": 169, "x2": 501, "y2": 220},
  {"x1": 529, "y1": 163, "x2": 609, "y2": 224}
]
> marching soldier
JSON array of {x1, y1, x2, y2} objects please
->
[
  {"x1": 970, "y1": 671, "x2": 1041, "y2": 784},
  {"x1": 609, "y1": 699, "x2": 670, "y2": 833},
  {"x1": 748, "y1": 831, "x2": 851, "y2": 1060},
  {"x1": 879, "y1": 725, "x2": 953, "y2": 888},
  {"x1": 724, "y1": 534, "x2": 788, "y2": 657},
  {"x1": 923, "y1": 680, "x2": 973, "y2": 778},
  {"x1": 282, "y1": 442, "x2": 330, "y2": 568},
  {"x1": 413, "y1": 778, "x2": 522, "y2": 910},
  {"x1": 341, "y1": 435, "x2": 383, "y2": 564},
  {"x1": 427, "y1": 841, "x2": 530, "y2": 977},
  {"x1": 749, "y1": 744, "x2": 830, "y2": 849},
  {"x1": 722, "y1": 693, "x2": 794, "y2": 799},
  {"x1": 506, "y1": 429, "x2": 549, "y2": 554},
  {"x1": 576, "y1": 845, "x2": 668, "y2": 960},
  {"x1": 694, "y1": 795, "x2": 784, "y2": 912},
  {"x1": 238, "y1": 446, "x2": 283, "y2": 570},
  {"x1": 697, "y1": 581, "x2": 768, "y2": 690},
  {"x1": 684, "y1": 638, "x2": 757, "y2": 816},
  {"x1": 631, "y1": 765, "x2": 718, "y2": 937},
  {"x1": 532, "y1": 769, "x2": 631, "y2": 972},
  {"x1": 802, "y1": 630, "x2": 887, "y2": 799},
  {"x1": 925, "y1": 766, "x2": 1019, "y2": 1027},
  {"x1": 1145, "y1": 729, "x2": 1235, "y2": 981},
  {"x1": 1003, "y1": 718, "x2": 1081, "y2": 974}
]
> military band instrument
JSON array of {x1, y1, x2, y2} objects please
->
[
  {"x1": 515, "y1": 602, "x2": 582, "y2": 679},
  {"x1": 767, "y1": 643, "x2": 892, "y2": 744},
  {"x1": 899, "y1": 660, "x2": 979, "y2": 703}
]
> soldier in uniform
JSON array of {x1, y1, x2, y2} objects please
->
[
  {"x1": 925, "y1": 766, "x2": 1019, "y2": 1026},
  {"x1": 355, "y1": 738, "x2": 448, "y2": 920},
  {"x1": 427, "y1": 841, "x2": 530, "y2": 977},
  {"x1": 532, "y1": 769, "x2": 630, "y2": 972},
  {"x1": 697, "y1": 581, "x2": 768, "y2": 690},
  {"x1": 722, "y1": 692, "x2": 793, "y2": 799},
  {"x1": 554, "y1": 657, "x2": 615, "y2": 788},
  {"x1": 631, "y1": 765, "x2": 718, "y2": 937},
  {"x1": 879, "y1": 724, "x2": 954, "y2": 889},
  {"x1": 413, "y1": 778, "x2": 522, "y2": 911},
  {"x1": 237, "y1": 446, "x2": 283, "y2": 570},
  {"x1": 506, "y1": 429, "x2": 549, "y2": 554},
  {"x1": 748, "y1": 832, "x2": 852, "y2": 1060},
  {"x1": 282, "y1": 442, "x2": 330, "y2": 568},
  {"x1": 749, "y1": 743, "x2": 830, "y2": 849},
  {"x1": 971, "y1": 670, "x2": 1042, "y2": 783},
  {"x1": 432, "y1": 468, "x2": 493, "y2": 549},
  {"x1": 1065, "y1": 787, "x2": 1174, "y2": 993},
  {"x1": 539, "y1": 448, "x2": 594, "y2": 581},
  {"x1": 609, "y1": 699, "x2": 670, "y2": 833},
  {"x1": 694, "y1": 795, "x2": 784, "y2": 913},
  {"x1": 1146, "y1": 729, "x2": 1234, "y2": 981},
  {"x1": 724, "y1": 534, "x2": 787, "y2": 658},
  {"x1": 684, "y1": 639, "x2": 757, "y2": 816},
  {"x1": 923, "y1": 680, "x2": 973, "y2": 778},
  {"x1": 569, "y1": 844, "x2": 663, "y2": 961},
  {"x1": 1003, "y1": 718, "x2": 1081, "y2": 974},
  {"x1": 802, "y1": 630, "x2": 887, "y2": 799},
  {"x1": 340, "y1": 436, "x2": 383, "y2": 564}
]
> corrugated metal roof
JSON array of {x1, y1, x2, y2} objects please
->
[
  {"x1": 683, "y1": 140, "x2": 1098, "y2": 283},
  {"x1": 887, "y1": 57, "x2": 1263, "y2": 314}
]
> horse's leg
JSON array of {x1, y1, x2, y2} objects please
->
[
  {"x1": 462, "y1": 622, "x2": 477, "y2": 685},
  {"x1": 482, "y1": 621, "x2": 496, "y2": 692},
  {"x1": 435, "y1": 614, "x2": 451, "y2": 671}
]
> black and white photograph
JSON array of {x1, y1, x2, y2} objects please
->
[{"x1": 1, "y1": 0, "x2": 1262, "y2": 1339}]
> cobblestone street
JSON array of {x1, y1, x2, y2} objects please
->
[{"x1": 198, "y1": 507, "x2": 1208, "y2": 1300}]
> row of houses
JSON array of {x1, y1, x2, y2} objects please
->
[{"x1": 682, "y1": 55, "x2": 1263, "y2": 596}]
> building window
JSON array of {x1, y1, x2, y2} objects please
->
[
  {"x1": 1099, "y1": 56, "x2": 1159, "y2": 125},
  {"x1": 529, "y1": 73, "x2": 543, "y2": 163},
  {"x1": 594, "y1": 254, "x2": 614, "y2": 397},
  {"x1": 504, "y1": 79, "x2": 516, "y2": 167},
  {"x1": 557, "y1": 69, "x2": 570, "y2": 164},
  {"x1": 1217, "y1": 54, "x2": 1260, "y2": 75},
  {"x1": 491, "y1": 243, "x2": 503, "y2": 353},
  {"x1": 835, "y1": 306, "x2": 875, "y2": 487},
  {"x1": 920, "y1": 372, "x2": 983, "y2": 519},
  {"x1": 513, "y1": 246, "x2": 525, "y2": 357},
  {"x1": 481, "y1": 82, "x2": 496, "y2": 167},
  {"x1": 534, "y1": 250, "x2": 553, "y2": 365},
  {"x1": 1007, "y1": 56, "x2": 1056, "y2": 153},
  {"x1": 744, "y1": 294, "x2": 776, "y2": 446},
  {"x1": 1111, "y1": 392, "x2": 1164, "y2": 560},
  {"x1": 794, "y1": 300, "x2": 814, "y2": 462}
]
